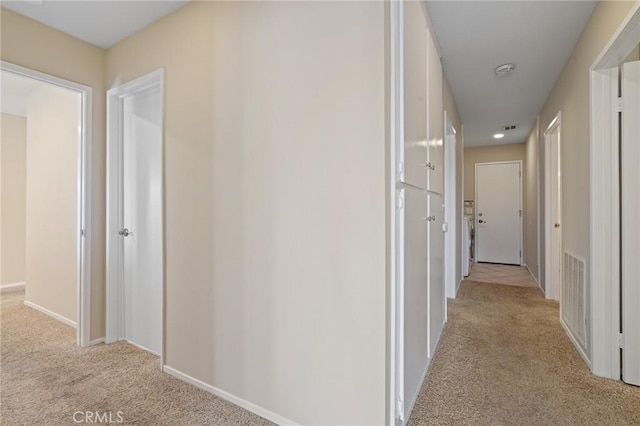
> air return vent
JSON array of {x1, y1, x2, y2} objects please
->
[
  {"x1": 562, "y1": 251, "x2": 587, "y2": 351},
  {"x1": 500, "y1": 124, "x2": 520, "y2": 131}
]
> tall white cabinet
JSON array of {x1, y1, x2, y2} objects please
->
[{"x1": 397, "y1": 1, "x2": 446, "y2": 422}]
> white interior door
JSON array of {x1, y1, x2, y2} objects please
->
[
  {"x1": 621, "y1": 59, "x2": 640, "y2": 386},
  {"x1": 122, "y1": 85, "x2": 163, "y2": 355},
  {"x1": 545, "y1": 119, "x2": 562, "y2": 301},
  {"x1": 475, "y1": 162, "x2": 522, "y2": 265}
]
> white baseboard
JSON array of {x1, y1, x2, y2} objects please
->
[
  {"x1": 162, "y1": 365, "x2": 299, "y2": 426},
  {"x1": 1, "y1": 281, "x2": 25, "y2": 290},
  {"x1": 23, "y1": 300, "x2": 77, "y2": 328},
  {"x1": 89, "y1": 337, "x2": 105, "y2": 346},
  {"x1": 560, "y1": 317, "x2": 592, "y2": 369}
]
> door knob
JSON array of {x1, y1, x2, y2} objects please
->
[
  {"x1": 119, "y1": 228, "x2": 133, "y2": 237},
  {"x1": 554, "y1": 223, "x2": 560, "y2": 228},
  {"x1": 478, "y1": 219, "x2": 486, "y2": 224}
]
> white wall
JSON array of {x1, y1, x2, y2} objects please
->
[
  {"x1": 106, "y1": 2, "x2": 387, "y2": 424},
  {"x1": 0, "y1": 112, "x2": 27, "y2": 286},
  {"x1": 24, "y1": 84, "x2": 80, "y2": 323}
]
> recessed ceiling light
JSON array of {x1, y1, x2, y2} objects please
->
[
  {"x1": 495, "y1": 63, "x2": 515, "y2": 76},
  {"x1": 493, "y1": 133, "x2": 505, "y2": 139}
]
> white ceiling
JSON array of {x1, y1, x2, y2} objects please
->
[
  {"x1": 1, "y1": 71, "x2": 42, "y2": 116},
  {"x1": 426, "y1": 1, "x2": 597, "y2": 147},
  {"x1": 1, "y1": 0, "x2": 189, "y2": 49}
]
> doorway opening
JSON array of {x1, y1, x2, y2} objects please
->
[
  {"x1": 589, "y1": 2, "x2": 640, "y2": 383},
  {"x1": 544, "y1": 112, "x2": 562, "y2": 302},
  {"x1": 106, "y1": 69, "x2": 164, "y2": 361},
  {"x1": 0, "y1": 61, "x2": 93, "y2": 347}
]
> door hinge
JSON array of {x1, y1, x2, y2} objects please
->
[
  {"x1": 396, "y1": 398, "x2": 405, "y2": 421},
  {"x1": 520, "y1": 250, "x2": 522, "y2": 260},
  {"x1": 397, "y1": 162, "x2": 405, "y2": 181},
  {"x1": 397, "y1": 190, "x2": 405, "y2": 211},
  {"x1": 81, "y1": 229, "x2": 85, "y2": 237},
  {"x1": 619, "y1": 333, "x2": 624, "y2": 348},
  {"x1": 519, "y1": 210, "x2": 522, "y2": 218},
  {"x1": 618, "y1": 97, "x2": 623, "y2": 112}
]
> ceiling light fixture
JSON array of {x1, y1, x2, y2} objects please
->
[
  {"x1": 495, "y1": 63, "x2": 515, "y2": 76},
  {"x1": 493, "y1": 133, "x2": 505, "y2": 139}
]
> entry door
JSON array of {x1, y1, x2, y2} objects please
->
[
  {"x1": 121, "y1": 85, "x2": 163, "y2": 355},
  {"x1": 621, "y1": 60, "x2": 640, "y2": 386},
  {"x1": 475, "y1": 162, "x2": 522, "y2": 265}
]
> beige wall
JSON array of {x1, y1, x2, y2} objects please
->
[
  {"x1": 443, "y1": 77, "x2": 463, "y2": 288},
  {"x1": 0, "y1": 8, "x2": 106, "y2": 338},
  {"x1": 25, "y1": 85, "x2": 80, "y2": 323},
  {"x1": 525, "y1": 126, "x2": 539, "y2": 281},
  {"x1": 536, "y1": 0, "x2": 636, "y2": 357},
  {"x1": 1, "y1": 113, "x2": 27, "y2": 285},
  {"x1": 106, "y1": 2, "x2": 386, "y2": 424},
  {"x1": 464, "y1": 143, "x2": 526, "y2": 202}
]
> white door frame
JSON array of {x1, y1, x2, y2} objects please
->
[
  {"x1": 0, "y1": 60, "x2": 93, "y2": 347},
  {"x1": 106, "y1": 69, "x2": 165, "y2": 364},
  {"x1": 444, "y1": 112, "x2": 457, "y2": 298},
  {"x1": 389, "y1": 0, "x2": 403, "y2": 423},
  {"x1": 589, "y1": 2, "x2": 640, "y2": 381},
  {"x1": 474, "y1": 160, "x2": 523, "y2": 266},
  {"x1": 544, "y1": 112, "x2": 562, "y2": 301}
]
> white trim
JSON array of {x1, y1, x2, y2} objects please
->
[
  {"x1": 543, "y1": 112, "x2": 562, "y2": 302},
  {"x1": 1, "y1": 60, "x2": 92, "y2": 348},
  {"x1": 162, "y1": 366, "x2": 299, "y2": 426},
  {"x1": 588, "y1": 2, "x2": 639, "y2": 381},
  {"x1": 560, "y1": 317, "x2": 592, "y2": 369},
  {"x1": 88, "y1": 337, "x2": 105, "y2": 346},
  {"x1": 389, "y1": 1, "x2": 403, "y2": 424},
  {"x1": 0, "y1": 282, "x2": 25, "y2": 290},
  {"x1": 473, "y1": 160, "x2": 524, "y2": 266},
  {"x1": 24, "y1": 300, "x2": 77, "y2": 328},
  {"x1": 535, "y1": 115, "x2": 542, "y2": 287},
  {"x1": 106, "y1": 69, "x2": 165, "y2": 366}
]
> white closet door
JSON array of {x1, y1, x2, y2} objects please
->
[
  {"x1": 402, "y1": 1, "x2": 428, "y2": 189},
  {"x1": 428, "y1": 193, "x2": 445, "y2": 357},
  {"x1": 621, "y1": 60, "x2": 640, "y2": 386},
  {"x1": 402, "y1": 187, "x2": 429, "y2": 420},
  {"x1": 426, "y1": 32, "x2": 443, "y2": 195}
]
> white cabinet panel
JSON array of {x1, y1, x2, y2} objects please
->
[
  {"x1": 402, "y1": 187, "x2": 429, "y2": 418},
  {"x1": 427, "y1": 33, "x2": 444, "y2": 195},
  {"x1": 402, "y1": 1, "x2": 428, "y2": 188},
  {"x1": 428, "y1": 193, "x2": 445, "y2": 357}
]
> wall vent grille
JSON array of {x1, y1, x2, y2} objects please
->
[{"x1": 562, "y1": 251, "x2": 587, "y2": 350}]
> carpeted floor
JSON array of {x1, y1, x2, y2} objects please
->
[
  {"x1": 408, "y1": 280, "x2": 640, "y2": 425},
  {"x1": 0, "y1": 289, "x2": 273, "y2": 425}
]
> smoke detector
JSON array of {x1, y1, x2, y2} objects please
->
[{"x1": 495, "y1": 63, "x2": 515, "y2": 76}]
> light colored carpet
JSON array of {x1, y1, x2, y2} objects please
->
[
  {"x1": 468, "y1": 263, "x2": 538, "y2": 288},
  {"x1": 408, "y1": 280, "x2": 640, "y2": 425},
  {"x1": 0, "y1": 289, "x2": 273, "y2": 425}
]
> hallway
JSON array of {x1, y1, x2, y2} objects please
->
[{"x1": 408, "y1": 278, "x2": 640, "y2": 425}]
